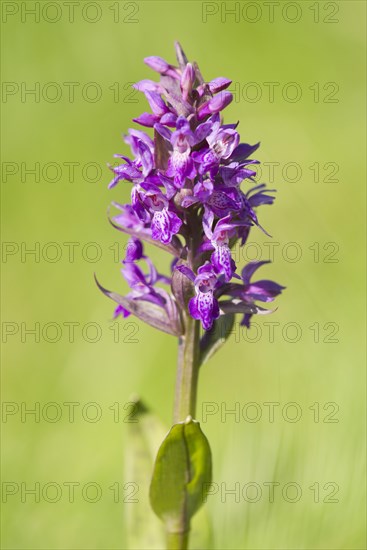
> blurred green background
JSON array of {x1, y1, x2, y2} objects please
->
[{"x1": 1, "y1": 1, "x2": 366, "y2": 548}]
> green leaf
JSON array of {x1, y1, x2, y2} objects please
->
[
  {"x1": 124, "y1": 398, "x2": 167, "y2": 549},
  {"x1": 199, "y1": 313, "x2": 235, "y2": 366},
  {"x1": 149, "y1": 417, "x2": 212, "y2": 535}
]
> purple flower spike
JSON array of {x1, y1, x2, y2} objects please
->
[{"x1": 102, "y1": 43, "x2": 284, "y2": 333}]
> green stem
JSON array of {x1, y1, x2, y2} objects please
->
[
  {"x1": 166, "y1": 531, "x2": 189, "y2": 550},
  {"x1": 166, "y1": 314, "x2": 200, "y2": 550},
  {"x1": 173, "y1": 314, "x2": 201, "y2": 423}
]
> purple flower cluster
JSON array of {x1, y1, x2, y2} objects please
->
[{"x1": 100, "y1": 43, "x2": 284, "y2": 334}]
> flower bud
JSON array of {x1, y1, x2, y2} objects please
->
[
  {"x1": 197, "y1": 92, "x2": 233, "y2": 120},
  {"x1": 133, "y1": 79, "x2": 162, "y2": 93},
  {"x1": 144, "y1": 56, "x2": 180, "y2": 79},
  {"x1": 208, "y1": 77, "x2": 232, "y2": 94},
  {"x1": 145, "y1": 91, "x2": 168, "y2": 116},
  {"x1": 144, "y1": 56, "x2": 171, "y2": 73}
]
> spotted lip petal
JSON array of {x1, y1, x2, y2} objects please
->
[
  {"x1": 211, "y1": 245, "x2": 234, "y2": 282},
  {"x1": 189, "y1": 292, "x2": 220, "y2": 331},
  {"x1": 151, "y1": 209, "x2": 183, "y2": 244}
]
